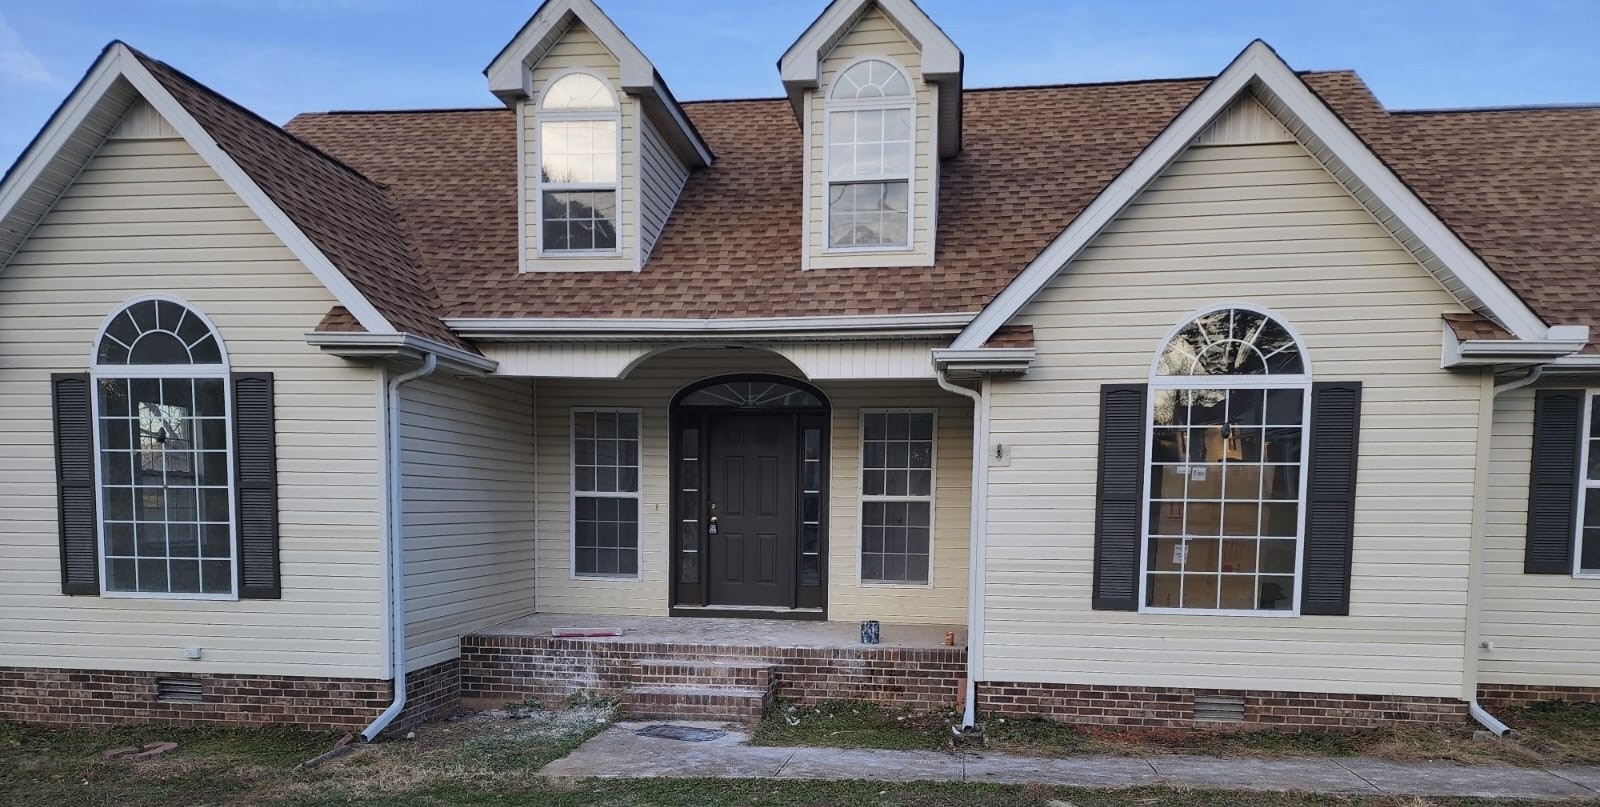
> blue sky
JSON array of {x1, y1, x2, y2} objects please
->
[{"x1": 2, "y1": 0, "x2": 1597, "y2": 168}]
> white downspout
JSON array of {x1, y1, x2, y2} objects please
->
[
  {"x1": 1464, "y1": 365, "x2": 1542, "y2": 738},
  {"x1": 361, "y1": 353, "x2": 439, "y2": 742},
  {"x1": 937, "y1": 367, "x2": 988, "y2": 731}
]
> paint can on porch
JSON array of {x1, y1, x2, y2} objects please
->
[{"x1": 860, "y1": 620, "x2": 880, "y2": 645}]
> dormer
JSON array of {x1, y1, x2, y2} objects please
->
[
  {"x1": 486, "y1": 0, "x2": 711, "y2": 273},
  {"x1": 781, "y1": 0, "x2": 962, "y2": 270}
]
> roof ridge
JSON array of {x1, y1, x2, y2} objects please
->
[
  {"x1": 122, "y1": 42, "x2": 394, "y2": 194},
  {"x1": 300, "y1": 106, "x2": 512, "y2": 117},
  {"x1": 1393, "y1": 102, "x2": 1600, "y2": 115}
]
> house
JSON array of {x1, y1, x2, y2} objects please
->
[{"x1": 2, "y1": 0, "x2": 1598, "y2": 738}]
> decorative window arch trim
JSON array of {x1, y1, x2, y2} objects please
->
[
  {"x1": 534, "y1": 68, "x2": 624, "y2": 258},
  {"x1": 1137, "y1": 304, "x2": 1312, "y2": 616},
  {"x1": 92, "y1": 293, "x2": 231, "y2": 369},
  {"x1": 822, "y1": 55, "x2": 916, "y2": 253}
]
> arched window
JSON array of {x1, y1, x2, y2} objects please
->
[
  {"x1": 92, "y1": 298, "x2": 234, "y2": 597},
  {"x1": 1145, "y1": 306, "x2": 1309, "y2": 613},
  {"x1": 538, "y1": 71, "x2": 620, "y2": 254},
  {"x1": 825, "y1": 58, "x2": 912, "y2": 249}
]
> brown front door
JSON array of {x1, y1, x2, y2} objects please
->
[{"x1": 706, "y1": 413, "x2": 797, "y2": 607}]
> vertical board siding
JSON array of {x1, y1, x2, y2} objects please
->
[
  {"x1": 805, "y1": 5, "x2": 936, "y2": 269},
  {"x1": 400, "y1": 375, "x2": 536, "y2": 671},
  {"x1": 0, "y1": 135, "x2": 385, "y2": 677},
  {"x1": 533, "y1": 348, "x2": 970, "y2": 622},
  {"x1": 981, "y1": 137, "x2": 1482, "y2": 697},
  {"x1": 638, "y1": 114, "x2": 690, "y2": 262},
  {"x1": 522, "y1": 22, "x2": 638, "y2": 271},
  {"x1": 1480, "y1": 387, "x2": 1600, "y2": 687},
  {"x1": 479, "y1": 340, "x2": 941, "y2": 381}
]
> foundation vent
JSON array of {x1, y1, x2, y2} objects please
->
[
  {"x1": 1193, "y1": 694, "x2": 1245, "y2": 723},
  {"x1": 155, "y1": 678, "x2": 204, "y2": 704}
]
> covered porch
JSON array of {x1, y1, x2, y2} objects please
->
[
  {"x1": 459, "y1": 614, "x2": 968, "y2": 720},
  {"x1": 472, "y1": 337, "x2": 984, "y2": 625}
]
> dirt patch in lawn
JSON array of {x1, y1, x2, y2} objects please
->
[{"x1": 751, "y1": 699, "x2": 1600, "y2": 767}]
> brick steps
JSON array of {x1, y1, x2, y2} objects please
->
[
  {"x1": 622, "y1": 684, "x2": 774, "y2": 721},
  {"x1": 621, "y1": 658, "x2": 777, "y2": 722}
]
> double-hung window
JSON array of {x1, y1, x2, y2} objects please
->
[
  {"x1": 538, "y1": 72, "x2": 620, "y2": 254},
  {"x1": 825, "y1": 59, "x2": 913, "y2": 249},
  {"x1": 572, "y1": 409, "x2": 641, "y2": 578},
  {"x1": 860, "y1": 410, "x2": 934, "y2": 584},
  {"x1": 1145, "y1": 306, "x2": 1309, "y2": 613},
  {"x1": 93, "y1": 298, "x2": 234, "y2": 598}
]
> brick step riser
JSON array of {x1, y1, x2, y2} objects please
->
[
  {"x1": 623, "y1": 690, "x2": 773, "y2": 722},
  {"x1": 629, "y1": 660, "x2": 775, "y2": 690}
]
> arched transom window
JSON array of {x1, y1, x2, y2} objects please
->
[
  {"x1": 825, "y1": 58, "x2": 912, "y2": 249},
  {"x1": 1145, "y1": 306, "x2": 1310, "y2": 613},
  {"x1": 538, "y1": 71, "x2": 620, "y2": 254},
  {"x1": 93, "y1": 298, "x2": 234, "y2": 598}
]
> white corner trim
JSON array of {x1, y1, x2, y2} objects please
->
[
  {"x1": 951, "y1": 40, "x2": 1552, "y2": 351},
  {"x1": 99, "y1": 46, "x2": 399, "y2": 336}
]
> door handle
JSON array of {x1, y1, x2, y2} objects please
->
[{"x1": 708, "y1": 514, "x2": 719, "y2": 535}]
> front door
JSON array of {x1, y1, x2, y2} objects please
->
[{"x1": 705, "y1": 413, "x2": 797, "y2": 607}]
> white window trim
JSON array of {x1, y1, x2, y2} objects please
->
[
  {"x1": 535, "y1": 69, "x2": 624, "y2": 259},
  {"x1": 1574, "y1": 391, "x2": 1600, "y2": 579},
  {"x1": 90, "y1": 294, "x2": 238, "y2": 602},
  {"x1": 857, "y1": 408, "x2": 937, "y2": 588},
  {"x1": 1136, "y1": 303, "x2": 1312, "y2": 617},
  {"x1": 822, "y1": 56, "x2": 916, "y2": 255},
  {"x1": 569, "y1": 406, "x2": 644, "y2": 581}
]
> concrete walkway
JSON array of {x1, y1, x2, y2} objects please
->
[{"x1": 540, "y1": 721, "x2": 1600, "y2": 801}]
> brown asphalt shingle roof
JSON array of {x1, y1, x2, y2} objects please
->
[
  {"x1": 130, "y1": 48, "x2": 466, "y2": 348},
  {"x1": 127, "y1": 43, "x2": 1598, "y2": 344},
  {"x1": 283, "y1": 71, "x2": 1600, "y2": 339}
]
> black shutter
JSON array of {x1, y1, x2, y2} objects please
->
[
  {"x1": 52, "y1": 373, "x2": 100, "y2": 595},
  {"x1": 1301, "y1": 381, "x2": 1362, "y2": 616},
  {"x1": 1526, "y1": 389, "x2": 1583, "y2": 574},
  {"x1": 1092, "y1": 383, "x2": 1147, "y2": 611},
  {"x1": 232, "y1": 372, "x2": 281, "y2": 599}
]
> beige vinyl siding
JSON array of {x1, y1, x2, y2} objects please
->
[
  {"x1": 982, "y1": 136, "x2": 1481, "y2": 698},
  {"x1": 400, "y1": 375, "x2": 536, "y2": 671},
  {"x1": 805, "y1": 4, "x2": 936, "y2": 269},
  {"x1": 0, "y1": 135, "x2": 385, "y2": 678},
  {"x1": 534, "y1": 348, "x2": 969, "y2": 621},
  {"x1": 1479, "y1": 386, "x2": 1600, "y2": 688},
  {"x1": 522, "y1": 21, "x2": 639, "y2": 272},
  {"x1": 638, "y1": 114, "x2": 689, "y2": 262}
]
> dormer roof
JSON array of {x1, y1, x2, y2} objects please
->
[
  {"x1": 485, "y1": 0, "x2": 711, "y2": 167},
  {"x1": 780, "y1": 0, "x2": 964, "y2": 157}
]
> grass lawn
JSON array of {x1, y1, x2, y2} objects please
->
[
  {"x1": 2, "y1": 700, "x2": 1594, "y2": 806},
  {"x1": 753, "y1": 699, "x2": 1600, "y2": 767}
]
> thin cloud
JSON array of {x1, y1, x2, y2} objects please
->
[{"x1": 0, "y1": 14, "x2": 61, "y2": 88}]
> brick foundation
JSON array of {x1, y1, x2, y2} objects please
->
[
  {"x1": 976, "y1": 681, "x2": 1468, "y2": 731},
  {"x1": 458, "y1": 634, "x2": 966, "y2": 712},
  {"x1": 1477, "y1": 683, "x2": 1600, "y2": 712},
  {"x1": 0, "y1": 659, "x2": 460, "y2": 734}
]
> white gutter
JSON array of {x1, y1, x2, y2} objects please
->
[
  {"x1": 304, "y1": 331, "x2": 498, "y2": 374},
  {"x1": 937, "y1": 367, "x2": 989, "y2": 730},
  {"x1": 443, "y1": 312, "x2": 974, "y2": 338},
  {"x1": 1441, "y1": 323, "x2": 1589, "y2": 368},
  {"x1": 361, "y1": 353, "x2": 439, "y2": 742},
  {"x1": 932, "y1": 347, "x2": 1036, "y2": 376},
  {"x1": 1463, "y1": 365, "x2": 1544, "y2": 738}
]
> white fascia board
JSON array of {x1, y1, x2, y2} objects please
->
[
  {"x1": 444, "y1": 312, "x2": 974, "y2": 338},
  {"x1": 952, "y1": 39, "x2": 1552, "y2": 350},
  {"x1": 1441, "y1": 320, "x2": 1589, "y2": 368},
  {"x1": 780, "y1": 0, "x2": 961, "y2": 86},
  {"x1": 105, "y1": 46, "x2": 398, "y2": 336},
  {"x1": 304, "y1": 331, "x2": 498, "y2": 374}
]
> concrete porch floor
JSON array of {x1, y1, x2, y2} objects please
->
[{"x1": 475, "y1": 613, "x2": 967, "y2": 650}]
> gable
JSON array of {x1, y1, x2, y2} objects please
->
[{"x1": 952, "y1": 42, "x2": 1559, "y2": 352}]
